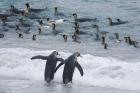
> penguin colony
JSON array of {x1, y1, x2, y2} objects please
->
[
  {"x1": 0, "y1": 3, "x2": 139, "y2": 49},
  {"x1": 0, "y1": 2, "x2": 140, "y2": 84}
]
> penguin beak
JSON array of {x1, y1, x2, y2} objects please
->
[
  {"x1": 78, "y1": 54, "x2": 82, "y2": 57},
  {"x1": 55, "y1": 52, "x2": 60, "y2": 58}
]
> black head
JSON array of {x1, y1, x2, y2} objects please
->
[
  {"x1": 72, "y1": 35, "x2": 74, "y2": 39},
  {"x1": 72, "y1": 13, "x2": 77, "y2": 16},
  {"x1": 63, "y1": 35, "x2": 67, "y2": 38},
  {"x1": 54, "y1": 7, "x2": 57, "y2": 10},
  {"x1": 54, "y1": 7, "x2": 58, "y2": 13},
  {"x1": 26, "y1": 3, "x2": 30, "y2": 8},
  {"x1": 117, "y1": 19, "x2": 121, "y2": 22},
  {"x1": 52, "y1": 23, "x2": 56, "y2": 26},
  {"x1": 75, "y1": 22, "x2": 78, "y2": 26},
  {"x1": 33, "y1": 34, "x2": 36, "y2": 37},
  {"x1": 19, "y1": 33, "x2": 23, "y2": 38},
  {"x1": 107, "y1": 17, "x2": 111, "y2": 20},
  {"x1": 32, "y1": 34, "x2": 36, "y2": 40},
  {"x1": 47, "y1": 18, "x2": 50, "y2": 21},
  {"x1": 10, "y1": 4, "x2": 15, "y2": 9},
  {"x1": 101, "y1": 36, "x2": 105, "y2": 39},
  {"x1": 75, "y1": 29, "x2": 79, "y2": 34},
  {"x1": 38, "y1": 20, "x2": 43, "y2": 25},
  {"x1": 38, "y1": 28, "x2": 41, "y2": 31}
]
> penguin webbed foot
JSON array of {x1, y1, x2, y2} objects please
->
[{"x1": 63, "y1": 79, "x2": 71, "y2": 84}]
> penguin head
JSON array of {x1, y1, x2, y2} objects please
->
[
  {"x1": 52, "y1": 51, "x2": 60, "y2": 57},
  {"x1": 116, "y1": 19, "x2": 121, "y2": 22},
  {"x1": 10, "y1": 4, "x2": 15, "y2": 10},
  {"x1": 72, "y1": 13, "x2": 77, "y2": 16},
  {"x1": 25, "y1": 3, "x2": 30, "y2": 9},
  {"x1": 54, "y1": 7, "x2": 58, "y2": 12},
  {"x1": 46, "y1": 18, "x2": 50, "y2": 21},
  {"x1": 107, "y1": 17, "x2": 111, "y2": 20},
  {"x1": 52, "y1": 23, "x2": 56, "y2": 26},
  {"x1": 38, "y1": 28, "x2": 41, "y2": 31},
  {"x1": 73, "y1": 52, "x2": 82, "y2": 57}
]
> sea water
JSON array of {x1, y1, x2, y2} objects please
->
[{"x1": 0, "y1": 0, "x2": 140, "y2": 92}]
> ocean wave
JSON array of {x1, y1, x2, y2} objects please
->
[{"x1": 0, "y1": 48, "x2": 140, "y2": 90}]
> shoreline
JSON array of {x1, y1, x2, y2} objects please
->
[{"x1": 0, "y1": 77, "x2": 140, "y2": 93}]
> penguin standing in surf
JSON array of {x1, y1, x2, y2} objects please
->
[
  {"x1": 55, "y1": 52, "x2": 84, "y2": 84},
  {"x1": 31, "y1": 51, "x2": 64, "y2": 83}
]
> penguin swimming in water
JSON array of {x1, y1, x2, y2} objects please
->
[
  {"x1": 127, "y1": 36, "x2": 132, "y2": 45},
  {"x1": 72, "y1": 32, "x2": 78, "y2": 42},
  {"x1": 63, "y1": 34, "x2": 67, "y2": 42},
  {"x1": 32, "y1": 34, "x2": 37, "y2": 41},
  {"x1": 131, "y1": 41, "x2": 138, "y2": 48},
  {"x1": 54, "y1": 7, "x2": 66, "y2": 17},
  {"x1": 55, "y1": 52, "x2": 84, "y2": 84},
  {"x1": 107, "y1": 17, "x2": 128, "y2": 26},
  {"x1": 25, "y1": 3, "x2": 46, "y2": 13},
  {"x1": 104, "y1": 43, "x2": 108, "y2": 49},
  {"x1": 46, "y1": 17, "x2": 67, "y2": 26},
  {"x1": 124, "y1": 36, "x2": 139, "y2": 47},
  {"x1": 124, "y1": 37, "x2": 129, "y2": 43},
  {"x1": 72, "y1": 13, "x2": 97, "y2": 23},
  {"x1": 38, "y1": 27, "x2": 42, "y2": 35},
  {"x1": 101, "y1": 36, "x2": 105, "y2": 45},
  {"x1": 31, "y1": 51, "x2": 64, "y2": 83},
  {"x1": 38, "y1": 19, "x2": 44, "y2": 26},
  {"x1": 9, "y1": 4, "x2": 23, "y2": 14},
  {"x1": 114, "y1": 33, "x2": 121, "y2": 42},
  {"x1": 17, "y1": 33, "x2": 23, "y2": 38}
]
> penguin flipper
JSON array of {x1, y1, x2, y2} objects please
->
[
  {"x1": 76, "y1": 62, "x2": 84, "y2": 76},
  {"x1": 57, "y1": 58, "x2": 64, "y2": 62},
  {"x1": 31, "y1": 55, "x2": 48, "y2": 60},
  {"x1": 55, "y1": 62, "x2": 64, "y2": 73}
]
